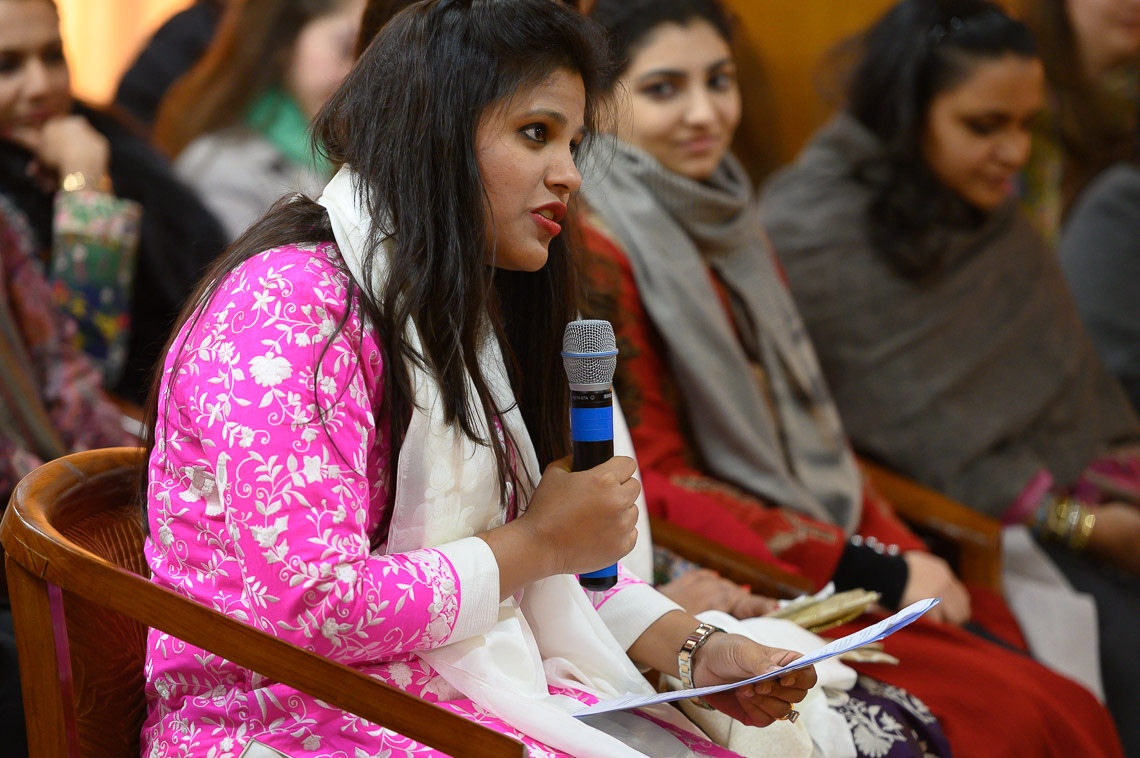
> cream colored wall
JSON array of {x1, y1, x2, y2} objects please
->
[{"x1": 58, "y1": 0, "x2": 193, "y2": 105}]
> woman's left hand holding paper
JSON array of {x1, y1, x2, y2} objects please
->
[{"x1": 693, "y1": 632, "x2": 815, "y2": 727}]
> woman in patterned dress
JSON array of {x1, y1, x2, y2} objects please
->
[{"x1": 138, "y1": 1, "x2": 817, "y2": 756}]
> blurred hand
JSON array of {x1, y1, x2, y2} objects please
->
[
  {"x1": 692, "y1": 632, "x2": 816, "y2": 727},
  {"x1": 901, "y1": 551, "x2": 971, "y2": 625},
  {"x1": 11, "y1": 114, "x2": 110, "y2": 190},
  {"x1": 658, "y1": 569, "x2": 778, "y2": 618},
  {"x1": 519, "y1": 455, "x2": 641, "y2": 578},
  {"x1": 1087, "y1": 502, "x2": 1140, "y2": 575}
]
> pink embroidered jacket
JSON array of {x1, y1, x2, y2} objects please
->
[{"x1": 141, "y1": 243, "x2": 711, "y2": 758}]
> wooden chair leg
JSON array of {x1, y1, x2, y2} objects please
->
[{"x1": 6, "y1": 554, "x2": 70, "y2": 758}]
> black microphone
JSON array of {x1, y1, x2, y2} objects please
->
[{"x1": 561, "y1": 319, "x2": 620, "y2": 591}]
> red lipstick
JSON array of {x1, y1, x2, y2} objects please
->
[{"x1": 531, "y1": 201, "x2": 567, "y2": 237}]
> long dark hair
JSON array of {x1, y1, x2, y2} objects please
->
[
  {"x1": 355, "y1": 0, "x2": 419, "y2": 55},
  {"x1": 589, "y1": 0, "x2": 733, "y2": 89},
  {"x1": 845, "y1": 0, "x2": 1037, "y2": 278},
  {"x1": 143, "y1": 0, "x2": 609, "y2": 522},
  {"x1": 154, "y1": 0, "x2": 354, "y2": 158}
]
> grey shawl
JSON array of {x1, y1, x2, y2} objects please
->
[
  {"x1": 760, "y1": 113, "x2": 1140, "y2": 517},
  {"x1": 581, "y1": 137, "x2": 861, "y2": 532}
]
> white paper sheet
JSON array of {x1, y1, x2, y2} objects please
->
[{"x1": 573, "y1": 597, "x2": 941, "y2": 717}]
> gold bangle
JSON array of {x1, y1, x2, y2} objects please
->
[
  {"x1": 60, "y1": 171, "x2": 111, "y2": 193},
  {"x1": 678, "y1": 622, "x2": 723, "y2": 710},
  {"x1": 1069, "y1": 508, "x2": 1096, "y2": 553},
  {"x1": 1045, "y1": 496, "x2": 1078, "y2": 543}
]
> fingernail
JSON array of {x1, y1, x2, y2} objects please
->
[{"x1": 740, "y1": 584, "x2": 751, "y2": 592}]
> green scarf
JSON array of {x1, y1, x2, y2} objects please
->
[{"x1": 244, "y1": 87, "x2": 332, "y2": 178}]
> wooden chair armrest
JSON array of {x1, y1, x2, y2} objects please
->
[
  {"x1": 858, "y1": 458, "x2": 1003, "y2": 591},
  {"x1": 649, "y1": 515, "x2": 813, "y2": 599},
  {"x1": 1, "y1": 471, "x2": 527, "y2": 758}
]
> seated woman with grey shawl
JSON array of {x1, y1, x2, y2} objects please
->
[
  {"x1": 575, "y1": 0, "x2": 1124, "y2": 756},
  {"x1": 758, "y1": 0, "x2": 1140, "y2": 753}
]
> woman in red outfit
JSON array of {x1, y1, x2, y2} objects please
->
[{"x1": 578, "y1": 0, "x2": 1123, "y2": 755}]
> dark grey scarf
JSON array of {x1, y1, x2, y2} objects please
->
[
  {"x1": 761, "y1": 113, "x2": 1140, "y2": 516},
  {"x1": 581, "y1": 137, "x2": 861, "y2": 531}
]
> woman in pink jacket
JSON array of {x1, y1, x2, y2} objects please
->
[{"x1": 138, "y1": 1, "x2": 816, "y2": 756}]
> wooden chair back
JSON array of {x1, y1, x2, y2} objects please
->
[{"x1": 1, "y1": 447, "x2": 525, "y2": 757}]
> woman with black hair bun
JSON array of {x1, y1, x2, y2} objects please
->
[{"x1": 761, "y1": 0, "x2": 1140, "y2": 753}]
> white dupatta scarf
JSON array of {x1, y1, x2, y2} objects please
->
[{"x1": 318, "y1": 167, "x2": 698, "y2": 757}]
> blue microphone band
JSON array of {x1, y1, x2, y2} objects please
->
[
  {"x1": 579, "y1": 565, "x2": 619, "y2": 583},
  {"x1": 569, "y1": 405, "x2": 613, "y2": 442}
]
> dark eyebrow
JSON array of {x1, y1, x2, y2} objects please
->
[
  {"x1": 634, "y1": 68, "x2": 685, "y2": 83},
  {"x1": 961, "y1": 111, "x2": 1013, "y2": 121},
  {"x1": 522, "y1": 108, "x2": 587, "y2": 138},
  {"x1": 524, "y1": 108, "x2": 568, "y2": 126},
  {"x1": 634, "y1": 57, "x2": 735, "y2": 84}
]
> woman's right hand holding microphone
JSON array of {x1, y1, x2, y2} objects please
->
[{"x1": 479, "y1": 455, "x2": 641, "y2": 599}]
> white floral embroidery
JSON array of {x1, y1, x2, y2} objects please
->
[
  {"x1": 302, "y1": 456, "x2": 323, "y2": 483},
  {"x1": 333, "y1": 563, "x2": 357, "y2": 584},
  {"x1": 249, "y1": 352, "x2": 293, "y2": 387},
  {"x1": 237, "y1": 425, "x2": 256, "y2": 448},
  {"x1": 250, "y1": 516, "x2": 289, "y2": 548},
  {"x1": 140, "y1": 245, "x2": 671, "y2": 758},
  {"x1": 217, "y1": 342, "x2": 236, "y2": 364}
]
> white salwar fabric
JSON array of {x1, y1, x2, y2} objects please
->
[
  {"x1": 1001, "y1": 525, "x2": 1104, "y2": 700},
  {"x1": 317, "y1": 167, "x2": 697, "y2": 757},
  {"x1": 615, "y1": 400, "x2": 859, "y2": 758}
]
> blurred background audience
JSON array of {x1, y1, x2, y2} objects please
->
[
  {"x1": 1018, "y1": 0, "x2": 1140, "y2": 243},
  {"x1": 577, "y1": 0, "x2": 1125, "y2": 755},
  {"x1": 153, "y1": 0, "x2": 364, "y2": 242},
  {"x1": 761, "y1": 1, "x2": 1140, "y2": 752},
  {"x1": 0, "y1": 0, "x2": 228, "y2": 404},
  {"x1": 114, "y1": 0, "x2": 226, "y2": 135},
  {"x1": 1059, "y1": 163, "x2": 1140, "y2": 414}
]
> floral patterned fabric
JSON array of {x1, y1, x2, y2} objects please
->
[
  {"x1": 142, "y1": 242, "x2": 739, "y2": 758},
  {"x1": 49, "y1": 188, "x2": 142, "y2": 387},
  {"x1": 0, "y1": 192, "x2": 137, "y2": 498},
  {"x1": 835, "y1": 676, "x2": 949, "y2": 758}
]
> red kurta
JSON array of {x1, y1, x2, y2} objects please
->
[{"x1": 577, "y1": 209, "x2": 1123, "y2": 758}]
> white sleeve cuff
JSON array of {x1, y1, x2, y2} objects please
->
[
  {"x1": 435, "y1": 537, "x2": 501, "y2": 643},
  {"x1": 596, "y1": 582, "x2": 683, "y2": 650}
]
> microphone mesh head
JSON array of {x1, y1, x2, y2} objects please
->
[{"x1": 562, "y1": 319, "x2": 617, "y2": 385}]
